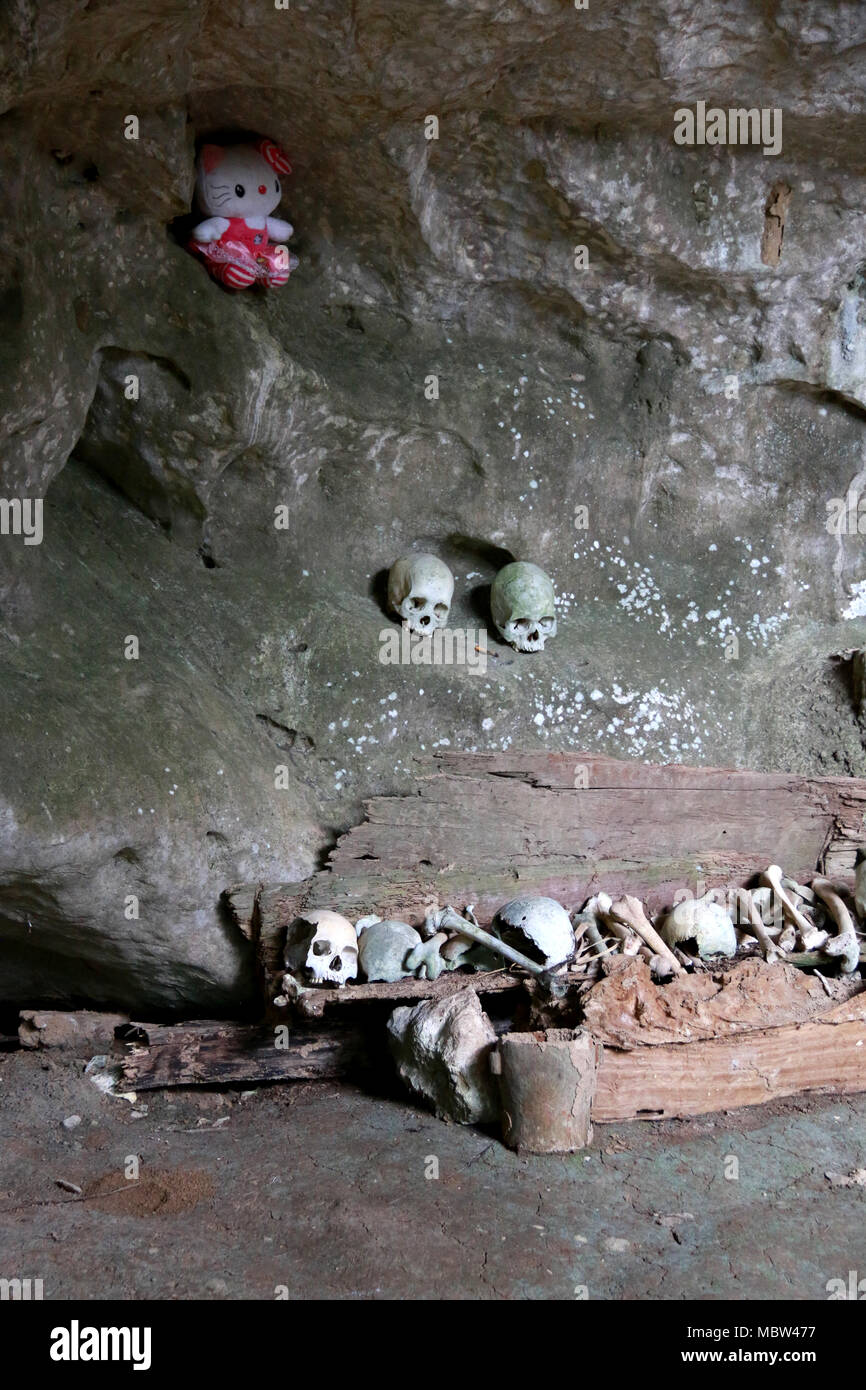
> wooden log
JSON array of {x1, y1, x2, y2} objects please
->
[
  {"x1": 118, "y1": 1020, "x2": 371, "y2": 1090},
  {"x1": 493, "y1": 1028, "x2": 602, "y2": 1153},
  {"x1": 592, "y1": 993, "x2": 866, "y2": 1121},
  {"x1": 285, "y1": 968, "x2": 526, "y2": 1021},
  {"x1": 19, "y1": 1009, "x2": 129, "y2": 1051}
]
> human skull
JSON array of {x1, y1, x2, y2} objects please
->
[
  {"x1": 492, "y1": 896, "x2": 575, "y2": 969},
  {"x1": 388, "y1": 554, "x2": 454, "y2": 633},
  {"x1": 284, "y1": 909, "x2": 358, "y2": 987},
  {"x1": 490, "y1": 561, "x2": 556, "y2": 652},
  {"x1": 660, "y1": 895, "x2": 737, "y2": 959},
  {"x1": 357, "y1": 918, "x2": 422, "y2": 982}
]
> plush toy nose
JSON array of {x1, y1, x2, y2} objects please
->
[{"x1": 258, "y1": 184, "x2": 267, "y2": 194}]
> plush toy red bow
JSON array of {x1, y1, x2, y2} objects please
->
[{"x1": 256, "y1": 137, "x2": 292, "y2": 175}]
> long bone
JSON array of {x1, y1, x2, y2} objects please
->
[
  {"x1": 427, "y1": 904, "x2": 570, "y2": 994},
  {"x1": 585, "y1": 895, "x2": 643, "y2": 956},
  {"x1": 810, "y1": 877, "x2": 861, "y2": 974},
  {"x1": 733, "y1": 888, "x2": 784, "y2": 963},
  {"x1": 586, "y1": 894, "x2": 671, "y2": 975},
  {"x1": 761, "y1": 864, "x2": 814, "y2": 938},
  {"x1": 780, "y1": 876, "x2": 828, "y2": 948},
  {"x1": 596, "y1": 908, "x2": 676, "y2": 979},
  {"x1": 598, "y1": 892, "x2": 684, "y2": 975},
  {"x1": 783, "y1": 876, "x2": 815, "y2": 905}
]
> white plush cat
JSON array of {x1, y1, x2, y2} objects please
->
[{"x1": 189, "y1": 138, "x2": 297, "y2": 289}]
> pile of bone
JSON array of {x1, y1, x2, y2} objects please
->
[
  {"x1": 276, "y1": 867, "x2": 865, "y2": 1000},
  {"x1": 277, "y1": 897, "x2": 578, "y2": 998},
  {"x1": 579, "y1": 865, "x2": 863, "y2": 980}
]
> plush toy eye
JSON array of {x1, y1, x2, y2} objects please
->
[
  {"x1": 234, "y1": 183, "x2": 245, "y2": 196},
  {"x1": 274, "y1": 180, "x2": 280, "y2": 194}
]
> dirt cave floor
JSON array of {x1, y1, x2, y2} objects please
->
[{"x1": 1, "y1": 1049, "x2": 864, "y2": 1301}]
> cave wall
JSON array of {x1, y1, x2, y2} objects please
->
[{"x1": 2, "y1": 0, "x2": 866, "y2": 1010}]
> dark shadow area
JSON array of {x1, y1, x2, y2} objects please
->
[
  {"x1": 369, "y1": 566, "x2": 391, "y2": 622},
  {"x1": 444, "y1": 535, "x2": 515, "y2": 571},
  {"x1": 466, "y1": 580, "x2": 493, "y2": 627}
]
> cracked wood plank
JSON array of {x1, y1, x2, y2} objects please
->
[
  {"x1": 287, "y1": 968, "x2": 523, "y2": 1020},
  {"x1": 118, "y1": 1020, "x2": 371, "y2": 1090},
  {"x1": 323, "y1": 754, "x2": 866, "y2": 906},
  {"x1": 592, "y1": 993, "x2": 866, "y2": 1121}
]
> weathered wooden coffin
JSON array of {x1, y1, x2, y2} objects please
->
[
  {"x1": 214, "y1": 751, "x2": 866, "y2": 1122},
  {"x1": 226, "y1": 750, "x2": 866, "y2": 990}
]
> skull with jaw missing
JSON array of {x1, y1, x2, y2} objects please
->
[
  {"x1": 283, "y1": 909, "x2": 358, "y2": 987},
  {"x1": 388, "y1": 554, "x2": 454, "y2": 634},
  {"x1": 491, "y1": 561, "x2": 556, "y2": 652}
]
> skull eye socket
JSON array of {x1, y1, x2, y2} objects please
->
[
  {"x1": 433, "y1": 603, "x2": 448, "y2": 620},
  {"x1": 409, "y1": 597, "x2": 426, "y2": 610},
  {"x1": 539, "y1": 616, "x2": 555, "y2": 632},
  {"x1": 312, "y1": 939, "x2": 332, "y2": 956},
  {"x1": 512, "y1": 618, "x2": 532, "y2": 632}
]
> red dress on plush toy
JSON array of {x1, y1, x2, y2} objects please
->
[{"x1": 189, "y1": 138, "x2": 298, "y2": 290}]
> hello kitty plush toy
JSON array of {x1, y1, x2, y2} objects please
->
[{"x1": 188, "y1": 138, "x2": 298, "y2": 289}]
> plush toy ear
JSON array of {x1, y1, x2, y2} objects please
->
[
  {"x1": 256, "y1": 137, "x2": 292, "y2": 175},
  {"x1": 199, "y1": 144, "x2": 225, "y2": 174}
]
